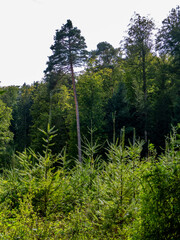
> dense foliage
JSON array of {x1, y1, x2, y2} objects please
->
[
  {"x1": 0, "y1": 6, "x2": 179, "y2": 239},
  {"x1": 0, "y1": 125, "x2": 179, "y2": 239}
]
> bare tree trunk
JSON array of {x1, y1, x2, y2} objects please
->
[
  {"x1": 70, "y1": 63, "x2": 82, "y2": 163},
  {"x1": 142, "y1": 49, "x2": 148, "y2": 142}
]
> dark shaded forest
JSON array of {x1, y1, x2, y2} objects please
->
[{"x1": 0, "y1": 6, "x2": 179, "y2": 239}]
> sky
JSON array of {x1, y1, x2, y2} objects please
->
[{"x1": 0, "y1": 0, "x2": 179, "y2": 87}]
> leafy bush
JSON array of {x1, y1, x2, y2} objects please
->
[{"x1": 132, "y1": 127, "x2": 180, "y2": 240}]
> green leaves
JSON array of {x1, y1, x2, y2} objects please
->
[
  {"x1": 0, "y1": 100, "x2": 13, "y2": 154},
  {"x1": 123, "y1": 13, "x2": 155, "y2": 59},
  {"x1": 0, "y1": 126, "x2": 179, "y2": 239},
  {"x1": 156, "y1": 6, "x2": 180, "y2": 57}
]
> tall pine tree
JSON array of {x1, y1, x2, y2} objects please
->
[{"x1": 45, "y1": 20, "x2": 87, "y2": 162}]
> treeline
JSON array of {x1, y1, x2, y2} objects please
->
[{"x1": 0, "y1": 6, "x2": 180, "y2": 166}]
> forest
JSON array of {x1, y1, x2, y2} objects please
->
[{"x1": 0, "y1": 5, "x2": 179, "y2": 239}]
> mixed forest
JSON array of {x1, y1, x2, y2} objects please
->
[{"x1": 0, "y1": 6, "x2": 179, "y2": 239}]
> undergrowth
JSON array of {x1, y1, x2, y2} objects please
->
[{"x1": 0, "y1": 125, "x2": 179, "y2": 239}]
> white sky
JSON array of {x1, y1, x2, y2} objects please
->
[{"x1": 0, "y1": 0, "x2": 179, "y2": 87}]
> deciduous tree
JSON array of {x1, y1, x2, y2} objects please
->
[{"x1": 122, "y1": 13, "x2": 155, "y2": 141}]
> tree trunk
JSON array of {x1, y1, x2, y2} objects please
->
[
  {"x1": 142, "y1": 48, "x2": 148, "y2": 142},
  {"x1": 70, "y1": 62, "x2": 82, "y2": 163}
]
